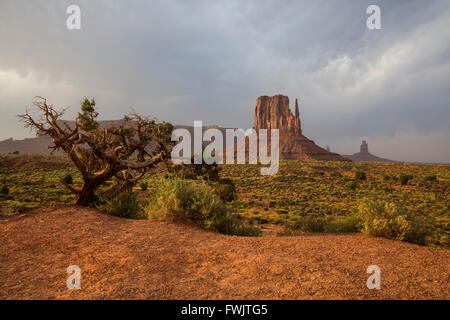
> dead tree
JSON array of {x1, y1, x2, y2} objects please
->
[{"x1": 18, "y1": 97, "x2": 174, "y2": 206}]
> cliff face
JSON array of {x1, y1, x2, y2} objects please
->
[
  {"x1": 251, "y1": 94, "x2": 349, "y2": 161},
  {"x1": 254, "y1": 95, "x2": 301, "y2": 135}
]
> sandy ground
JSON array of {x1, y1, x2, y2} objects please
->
[{"x1": 0, "y1": 206, "x2": 448, "y2": 300}]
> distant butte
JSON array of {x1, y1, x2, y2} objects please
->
[{"x1": 343, "y1": 140, "x2": 395, "y2": 162}]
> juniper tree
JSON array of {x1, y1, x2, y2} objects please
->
[{"x1": 18, "y1": 96, "x2": 174, "y2": 206}]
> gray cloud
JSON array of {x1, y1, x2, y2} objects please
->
[{"x1": 0, "y1": 0, "x2": 449, "y2": 162}]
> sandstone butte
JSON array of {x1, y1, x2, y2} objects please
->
[
  {"x1": 226, "y1": 94, "x2": 350, "y2": 161},
  {"x1": 343, "y1": 140, "x2": 395, "y2": 162}
]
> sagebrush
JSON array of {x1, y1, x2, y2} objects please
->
[
  {"x1": 356, "y1": 199, "x2": 431, "y2": 245},
  {"x1": 97, "y1": 190, "x2": 147, "y2": 219},
  {"x1": 146, "y1": 177, "x2": 259, "y2": 236}
]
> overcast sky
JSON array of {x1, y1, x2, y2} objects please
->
[{"x1": 1, "y1": 0, "x2": 449, "y2": 162}]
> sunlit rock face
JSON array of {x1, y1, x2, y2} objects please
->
[
  {"x1": 254, "y1": 95, "x2": 301, "y2": 135},
  {"x1": 252, "y1": 94, "x2": 349, "y2": 161}
]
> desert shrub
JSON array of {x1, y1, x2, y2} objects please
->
[
  {"x1": 146, "y1": 177, "x2": 259, "y2": 236},
  {"x1": 219, "y1": 178, "x2": 235, "y2": 186},
  {"x1": 356, "y1": 200, "x2": 431, "y2": 245},
  {"x1": 102, "y1": 181, "x2": 112, "y2": 187},
  {"x1": 323, "y1": 216, "x2": 360, "y2": 233},
  {"x1": 214, "y1": 179, "x2": 236, "y2": 202},
  {"x1": 287, "y1": 215, "x2": 326, "y2": 232},
  {"x1": 62, "y1": 173, "x2": 73, "y2": 185},
  {"x1": 347, "y1": 181, "x2": 358, "y2": 190},
  {"x1": 399, "y1": 174, "x2": 413, "y2": 185},
  {"x1": 214, "y1": 213, "x2": 260, "y2": 236},
  {"x1": 203, "y1": 165, "x2": 220, "y2": 181},
  {"x1": 424, "y1": 175, "x2": 438, "y2": 183},
  {"x1": 331, "y1": 171, "x2": 343, "y2": 178},
  {"x1": 139, "y1": 181, "x2": 148, "y2": 190},
  {"x1": 176, "y1": 161, "x2": 221, "y2": 181},
  {"x1": 299, "y1": 215, "x2": 326, "y2": 232},
  {"x1": 399, "y1": 174, "x2": 407, "y2": 185},
  {"x1": 176, "y1": 171, "x2": 197, "y2": 180},
  {"x1": 0, "y1": 185, "x2": 9, "y2": 196},
  {"x1": 97, "y1": 190, "x2": 146, "y2": 219},
  {"x1": 283, "y1": 215, "x2": 359, "y2": 234},
  {"x1": 191, "y1": 163, "x2": 221, "y2": 181},
  {"x1": 354, "y1": 170, "x2": 366, "y2": 180}
]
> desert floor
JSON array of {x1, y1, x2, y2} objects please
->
[{"x1": 0, "y1": 206, "x2": 448, "y2": 299}]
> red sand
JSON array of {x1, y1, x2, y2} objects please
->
[{"x1": 0, "y1": 206, "x2": 448, "y2": 299}]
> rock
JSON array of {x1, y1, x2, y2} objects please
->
[
  {"x1": 343, "y1": 140, "x2": 395, "y2": 162},
  {"x1": 254, "y1": 95, "x2": 301, "y2": 134},
  {"x1": 360, "y1": 140, "x2": 369, "y2": 154},
  {"x1": 227, "y1": 94, "x2": 350, "y2": 161}
]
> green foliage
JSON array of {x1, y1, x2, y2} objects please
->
[
  {"x1": 355, "y1": 170, "x2": 367, "y2": 180},
  {"x1": 62, "y1": 173, "x2": 73, "y2": 185},
  {"x1": 347, "y1": 181, "x2": 358, "y2": 190},
  {"x1": 356, "y1": 200, "x2": 431, "y2": 245},
  {"x1": 219, "y1": 178, "x2": 235, "y2": 186},
  {"x1": 292, "y1": 215, "x2": 327, "y2": 232},
  {"x1": 1, "y1": 155, "x2": 448, "y2": 248},
  {"x1": 323, "y1": 216, "x2": 361, "y2": 233},
  {"x1": 399, "y1": 174, "x2": 413, "y2": 185},
  {"x1": 146, "y1": 177, "x2": 259, "y2": 236},
  {"x1": 97, "y1": 191, "x2": 146, "y2": 219},
  {"x1": 195, "y1": 163, "x2": 221, "y2": 181},
  {"x1": 214, "y1": 178, "x2": 236, "y2": 202},
  {"x1": 78, "y1": 97, "x2": 98, "y2": 132},
  {"x1": 139, "y1": 181, "x2": 148, "y2": 190},
  {"x1": 424, "y1": 175, "x2": 438, "y2": 183},
  {"x1": 0, "y1": 185, "x2": 9, "y2": 195},
  {"x1": 331, "y1": 171, "x2": 343, "y2": 178},
  {"x1": 285, "y1": 215, "x2": 360, "y2": 233},
  {"x1": 175, "y1": 161, "x2": 221, "y2": 182}
]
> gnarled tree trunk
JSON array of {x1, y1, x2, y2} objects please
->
[{"x1": 19, "y1": 96, "x2": 173, "y2": 206}]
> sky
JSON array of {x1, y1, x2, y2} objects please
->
[{"x1": 0, "y1": 0, "x2": 449, "y2": 163}]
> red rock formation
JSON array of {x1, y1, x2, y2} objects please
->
[
  {"x1": 254, "y1": 95, "x2": 301, "y2": 135},
  {"x1": 251, "y1": 94, "x2": 349, "y2": 161}
]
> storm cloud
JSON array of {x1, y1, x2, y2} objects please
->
[{"x1": 0, "y1": 0, "x2": 449, "y2": 162}]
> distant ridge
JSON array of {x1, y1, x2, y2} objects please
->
[{"x1": 0, "y1": 120, "x2": 231, "y2": 154}]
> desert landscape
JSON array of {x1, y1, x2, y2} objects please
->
[
  {"x1": 1, "y1": 1, "x2": 449, "y2": 304},
  {"x1": 1, "y1": 206, "x2": 449, "y2": 299},
  {"x1": 0, "y1": 95, "x2": 449, "y2": 300}
]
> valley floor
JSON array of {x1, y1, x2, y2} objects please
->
[{"x1": 0, "y1": 206, "x2": 448, "y2": 299}]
